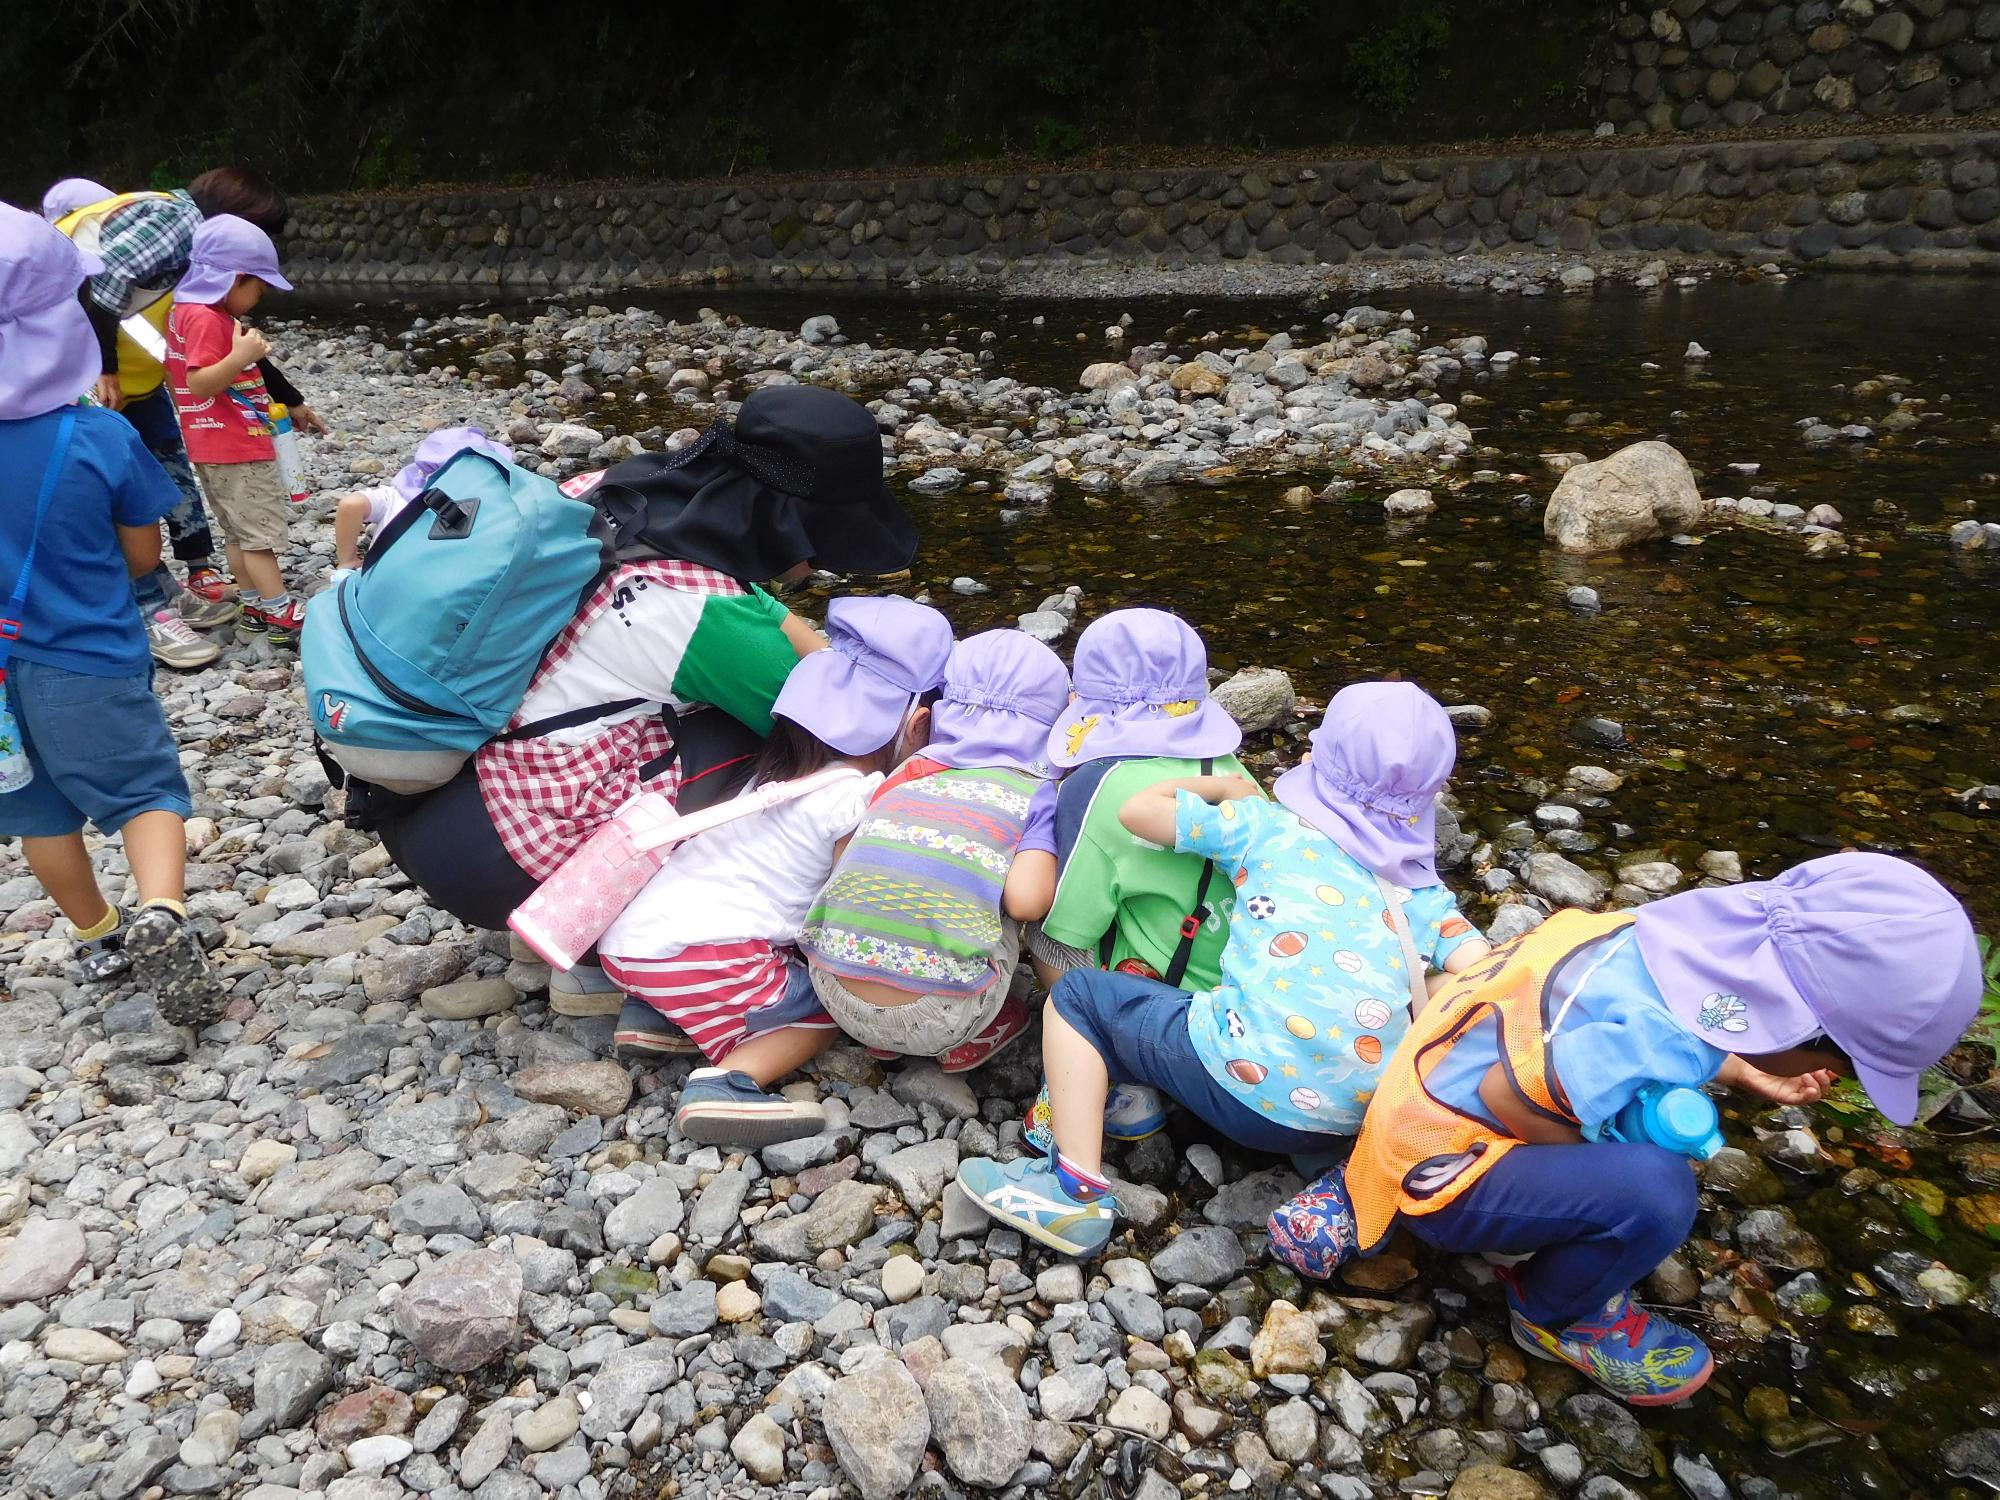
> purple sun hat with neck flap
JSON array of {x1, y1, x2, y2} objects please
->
[
  {"x1": 1275, "y1": 681, "x2": 1456, "y2": 887},
  {"x1": 928, "y1": 630, "x2": 1070, "y2": 777},
  {"x1": 175, "y1": 214, "x2": 291, "y2": 305},
  {"x1": 773, "y1": 595, "x2": 953, "y2": 755},
  {"x1": 393, "y1": 426, "x2": 515, "y2": 502},
  {"x1": 41, "y1": 178, "x2": 113, "y2": 222},
  {"x1": 1046, "y1": 608, "x2": 1241, "y2": 769},
  {"x1": 0, "y1": 202, "x2": 103, "y2": 421},
  {"x1": 1633, "y1": 851, "x2": 1980, "y2": 1125}
]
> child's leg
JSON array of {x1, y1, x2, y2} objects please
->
[
  {"x1": 235, "y1": 547, "x2": 286, "y2": 601},
  {"x1": 1044, "y1": 998, "x2": 1112, "y2": 1176},
  {"x1": 1404, "y1": 1142, "x2": 1698, "y2": 1327},
  {"x1": 717, "y1": 1024, "x2": 837, "y2": 1088},
  {"x1": 20, "y1": 833, "x2": 113, "y2": 931},
  {"x1": 119, "y1": 809, "x2": 186, "y2": 908}
]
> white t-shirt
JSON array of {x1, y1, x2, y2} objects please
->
[
  {"x1": 355, "y1": 483, "x2": 406, "y2": 532},
  {"x1": 599, "y1": 770, "x2": 882, "y2": 961}
]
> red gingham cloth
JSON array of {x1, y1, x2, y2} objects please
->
[{"x1": 477, "y1": 558, "x2": 746, "y2": 879}]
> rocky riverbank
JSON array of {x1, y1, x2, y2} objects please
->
[{"x1": 1, "y1": 299, "x2": 1996, "y2": 1500}]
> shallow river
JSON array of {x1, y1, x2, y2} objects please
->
[{"x1": 296, "y1": 273, "x2": 2000, "y2": 1497}]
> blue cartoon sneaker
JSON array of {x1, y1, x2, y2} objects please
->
[
  {"x1": 1509, "y1": 1287, "x2": 1715, "y2": 1406},
  {"x1": 1024, "y1": 1083, "x2": 1169, "y2": 1155},
  {"x1": 956, "y1": 1156, "x2": 1117, "y2": 1258}
]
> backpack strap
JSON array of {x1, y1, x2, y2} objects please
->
[
  {"x1": 624, "y1": 765, "x2": 863, "y2": 857},
  {"x1": 494, "y1": 698, "x2": 649, "y2": 743},
  {"x1": 0, "y1": 408, "x2": 80, "y2": 683},
  {"x1": 1372, "y1": 872, "x2": 1431, "y2": 1015},
  {"x1": 1161, "y1": 761, "x2": 1218, "y2": 990}
]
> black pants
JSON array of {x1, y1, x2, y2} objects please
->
[
  {"x1": 372, "y1": 708, "x2": 764, "y2": 935},
  {"x1": 375, "y1": 766, "x2": 535, "y2": 933}
]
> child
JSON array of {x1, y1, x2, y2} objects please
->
[
  {"x1": 333, "y1": 426, "x2": 514, "y2": 572},
  {"x1": 1328, "y1": 850, "x2": 1979, "y2": 1406},
  {"x1": 163, "y1": 215, "x2": 301, "y2": 645},
  {"x1": 960, "y1": 680, "x2": 1490, "y2": 1256},
  {"x1": 598, "y1": 595, "x2": 953, "y2": 1145},
  {"x1": 801, "y1": 629, "x2": 1067, "y2": 1073},
  {"x1": 1029, "y1": 607, "x2": 1255, "y2": 1145},
  {"x1": 0, "y1": 205, "x2": 212, "y2": 1023}
]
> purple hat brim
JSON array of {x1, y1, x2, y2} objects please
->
[
  {"x1": 772, "y1": 650, "x2": 917, "y2": 757},
  {"x1": 1273, "y1": 760, "x2": 1440, "y2": 887},
  {"x1": 1045, "y1": 694, "x2": 1241, "y2": 769},
  {"x1": 1632, "y1": 885, "x2": 1822, "y2": 1055}
]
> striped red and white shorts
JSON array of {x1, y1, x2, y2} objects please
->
[{"x1": 601, "y1": 940, "x2": 834, "y2": 1063}]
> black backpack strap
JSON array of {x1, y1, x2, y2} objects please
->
[
  {"x1": 1161, "y1": 758, "x2": 1218, "y2": 990},
  {"x1": 493, "y1": 698, "x2": 648, "y2": 743}
]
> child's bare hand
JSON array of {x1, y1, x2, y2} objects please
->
[
  {"x1": 231, "y1": 323, "x2": 272, "y2": 365},
  {"x1": 1732, "y1": 1064, "x2": 1838, "y2": 1106}
]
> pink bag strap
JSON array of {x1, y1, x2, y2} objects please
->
[{"x1": 627, "y1": 766, "x2": 863, "y2": 855}]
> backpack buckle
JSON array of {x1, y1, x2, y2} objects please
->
[
  {"x1": 1179, "y1": 914, "x2": 1202, "y2": 941},
  {"x1": 0, "y1": 618, "x2": 20, "y2": 641}
]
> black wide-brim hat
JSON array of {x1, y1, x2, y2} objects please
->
[{"x1": 591, "y1": 384, "x2": 919, "y2": 582}]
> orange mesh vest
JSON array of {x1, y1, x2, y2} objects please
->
[{"x1": 1347, "y1": 909, "x2": 1635, "y2": 1249}]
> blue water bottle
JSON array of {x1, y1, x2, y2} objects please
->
[{"x1": 1608, "y1": 1083, "x2": 1725, "y2": 1160}]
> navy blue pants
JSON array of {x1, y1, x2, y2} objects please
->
[
  {"x1": 119, "y1": 387, "x2": 216, "y2": 614},
  {"x1": 1399, "y1": 1141, "x2": 1699, "y2": 1327},
  {"x1": 1049, "y1": 967, "x2": 1329, "y2": 1157}
]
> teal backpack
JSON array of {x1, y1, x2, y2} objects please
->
[{"x1": 301, "y1": 449, "x2": 632, "y2": 795}]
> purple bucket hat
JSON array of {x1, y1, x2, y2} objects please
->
[
  {"x1": 394, "y1": 427, "x2": 515, "y2": 503},
  {"x1": 41, "y1": 178, "x2": 112, "y2": 223},
  {"x1": 175, "y1": 214, "x2": 292, "y2": 304},
  {"x1": 929, "y1": 630, "x2": 1071, "y2": 777},
  {"x1": 773, "y1": 595, "x2": 953, "y2": 755},
  {"x1": 1046, "y1": 608, "x2": 1241, "y2": 769},
  {"x1": 1634, "y1": 851, "x2": 1980, "y2": 1125},
  {"x1": 1274, "y1": 682, "x2": 1456, "y2": 887},
  {"x1": 0, "y1": 203, "x2": 104, "y2": 421}
]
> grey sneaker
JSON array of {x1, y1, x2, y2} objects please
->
[
  {"x1": 674, "y1": 1070, "x2": 826, "y2": 1147},
  {"x1": 76, "y1": 910, "x2": 130, "y2": 982},
  {"x1": 122, "y1": 902, "x2": 216, "y2": 1028},
  {"x1": 550, "y1": 962, "x2": 627, "y2": 1017},
  {"x1": 146, "y1": 609, "x2": 223, "y2": 669},
  {"x1": 175, "y1": 589, "x2": 239, "y2": 630}
]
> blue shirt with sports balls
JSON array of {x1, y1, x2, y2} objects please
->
[
  {"x1": 0, "y1": 405, "x2": 179, "y2": 676},
  {"x1": 1175, "y1": 791, "x2": 1482, "y2": 1134}
]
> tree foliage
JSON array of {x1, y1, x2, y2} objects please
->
[{"x1": 4, "y1": 0, "x2": 1608, "y2": 200}]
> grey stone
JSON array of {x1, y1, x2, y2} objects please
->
[
  {"x1": 878, "y1": 1138, "x2": 959, "y2": 1212},
  {"x1": 926, "y1": 1358, "x2": 1032, "y2": 1488},
  {"x1": 648, "y1": 1280, "x2": 718, "y2": 1337},
  {"x1": 0, "y1": 1218, "x2": 87, "y2": 1303},
  {"x1": 1544, "y1": 440, "x2": 1703, "y2": 551},
  {"x1": 824, "y1": 1357, "x2": 931, "y2": 1500},
  {"x1": 395, "y1": 1249, "x2": 522, "y2": 1371},
  {"x1": 253, "y1": 1340, "x2": 334, "y2": 1427},
  {"x1": 1149, "y1": 1226, "x2": 1246, "y2": 1287}
]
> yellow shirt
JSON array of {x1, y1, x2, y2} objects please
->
[{"x1": 56, "y1": 192, "x2": 176, "y2": 401}]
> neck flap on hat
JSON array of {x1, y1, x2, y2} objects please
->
[{"x1": 927, "y1": 630, "x2": 1069, "y2": 776}]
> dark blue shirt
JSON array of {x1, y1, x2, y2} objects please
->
[{"x1": 0, "y1": 405, "x2": 178, "y2": 676}]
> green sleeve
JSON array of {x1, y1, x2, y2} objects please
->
[
  {"x1": 670, "y1": 588, "x2": 796, "y2": 736},
  {"x1": 1042, "y1": 820, "x2": 1120, "y2": 951}
]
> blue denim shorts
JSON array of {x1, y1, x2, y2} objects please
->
[
  {"x1": 0, "y1": 658, "x2": 190, "y2": 837},
  {"x1": 1049, "y1": 966, "x2": 1328, "y2": 1156}
]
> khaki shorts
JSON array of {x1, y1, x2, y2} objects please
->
[
  {"x1": 810, "y1": 919, "x2": 1023, "y2": 1057},
  {"x1": 196, "y1": 460, "x2": 289, "y2": 552}
]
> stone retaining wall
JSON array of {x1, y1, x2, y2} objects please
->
[
  {"x1": 286, "y1": 130, "x2": 2000, "y2": 291},
  {"x1": 1597, "y1": 0, "x2": 2000, "y2": 133}
]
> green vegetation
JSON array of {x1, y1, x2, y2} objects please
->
[{"x1": 1, "y1": 1, "x2": 1608, "y2": 199}]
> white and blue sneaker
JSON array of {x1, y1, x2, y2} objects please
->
[
  {"x1": 956, "y1": 1156, "x2": 1117, "y2": 1258},
  {"x1": 1024, "y1": 1083, "x2": 1169, "y2": 1155}
]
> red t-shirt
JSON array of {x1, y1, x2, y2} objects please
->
[{"x1": 164, "y1": 301, "x2": 276, "y2": 464}]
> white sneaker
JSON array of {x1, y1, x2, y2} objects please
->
[
  {"x1": 549, "y1": 962, "x2": 626, "y2": 1016},
  {"x1": 147, "y1": 609, "x2": 223, "y2": 669}
]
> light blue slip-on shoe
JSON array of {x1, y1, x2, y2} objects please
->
[{"x1": 956, "y1": 1155, "x2": 1117, "y2": 1258}]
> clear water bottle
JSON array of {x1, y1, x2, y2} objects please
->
[
  {"x1": 269, "y1": 402, "x2": 309, "y2": 504},
  {"x1": 0, "y1": 685, "x2": 34, "y2": 794}
]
